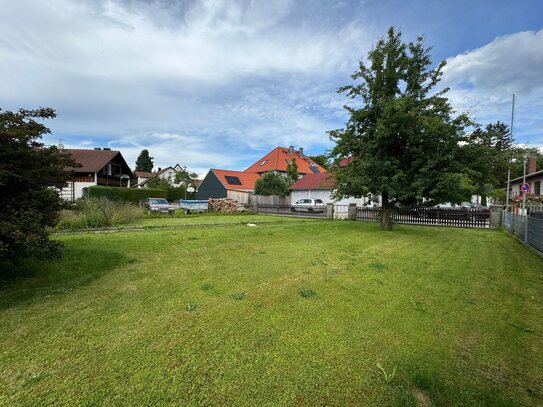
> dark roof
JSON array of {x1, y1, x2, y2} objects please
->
[
  {"x1": 244, "y1": 147, "x2": 327, "y2": 174},
  {"x1": 290, "y1": 172, "x2": 335, "y2": 190},
  {"x1": 211, "y1": 169, "x2": 261, "y2": 191},
  {"x1": 510, "y1": 170, "x2": 543, "y2": 183},
  {"x1": 135, "y1": 171, "x2": 153, "y2": 178},
  {"x1": 64, "y1": 148, "x2": 133, "y2": 177}
]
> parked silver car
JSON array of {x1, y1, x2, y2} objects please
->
[
  {"x1": 291, "y1": 198, "x2": 326, "y2": 213},
  {"x1": 142, "y1": 198, "x2": 175, "y2": 214}
]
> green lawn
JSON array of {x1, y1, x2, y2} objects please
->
[
  {"x1": 1, "y1": 221, "x2": 542, "y2": 406},
  {"x1": 126, "y1": 212, "x2": 316, "y2": 228}
]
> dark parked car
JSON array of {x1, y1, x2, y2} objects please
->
[{"x1": 141, "y1": 198, "x2": 175, "y2": 214}]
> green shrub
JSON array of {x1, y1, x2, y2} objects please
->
[
  {"x1": 56, "y1": 198, "x2": 144, "y2": 229},
  {"x1": 86, "y1": 186, "x2": 167, "y2": 203}
]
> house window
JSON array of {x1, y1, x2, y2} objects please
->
[
  {"x1": 260, "y1": 160, "x2": 267, "y2": 166},
  {"x1": 536, "y1": 181, "x2": 541, "y2": 195},
  {"x1": 225, "y1": 176, "x2": 242, "y2": 185}
]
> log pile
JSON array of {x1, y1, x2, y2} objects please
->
[{"x1": 208, "y1": 198, "x2": 246, "y2": 213}]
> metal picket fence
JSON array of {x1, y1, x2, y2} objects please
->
[
  {"x1": 503, "y1": 211, "x2": 543, "y2": 253},
  {"x1": 356, "y1": 206, "x2": 490, "y2": 228}
]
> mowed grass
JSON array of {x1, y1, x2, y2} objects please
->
[
  {"x1": 115, "y1": 212, "x2": 316, "y2": 228},
  {"x1": 1, "y1": 221, "x2": 543, "y2": 406}
]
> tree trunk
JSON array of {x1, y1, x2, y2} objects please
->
[
  {"x1": 380, "y1": 193, "x2": 393, "y2": 230},
  {"x1": 481, "y1": 194, "x2": 487, "y2": 206}
]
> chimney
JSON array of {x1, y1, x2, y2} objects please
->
[
  {"x1": 299, "y1": 147, "x2": 304, "y2": 157},
  {"x1": 288, "y1": 145, "x2": 294, "y2": 155},
  {"x1": 528, "y1": 156, "x2": 537, "y2": 174}
]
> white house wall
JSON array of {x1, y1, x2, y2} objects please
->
[
  {"x1": 291, "y1": 190, "x2": 367, "y2": 205},
  {"x1": 75, "y1": 181, "x2": 97, "y2": 199}
]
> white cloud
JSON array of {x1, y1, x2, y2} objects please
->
[
  {"x1": 0, "y1": 0, "x2": 371, "y2": 170},
  {"x1": 442, "y1": 30, "x2": 543, "y2": 143}
]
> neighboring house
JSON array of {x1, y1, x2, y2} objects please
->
[
  {"x1": 197, "y1": 169, "x2": 261, "y2": 204},
  {"x1": 289, "y1": 172, "x2": 370, "y2": 207},
  {"x1": 60, "y1": 148, "x2": 133, "y2": 201},
  {"x1": 135, "y1": 171, "x2": 153, "y2": 186},
  {"x1": 244, "y1": 146, "x2": 327, "y2": 176},
  {"x1": 135, "y1": 164, "x2": 184, "y2": 188},
  {"x1": 509, "y1": 157, "x2": 542, "y2": 198}
]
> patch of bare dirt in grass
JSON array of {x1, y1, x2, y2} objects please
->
[{"x1": 413, "y1": 388, "x2": 431, "y2": 407}]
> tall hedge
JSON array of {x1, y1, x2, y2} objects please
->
[{"x1": 86, "y1": 186, "x2": 167, "y2": 203}]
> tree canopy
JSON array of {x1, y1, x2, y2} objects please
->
[
  {"x1": 330, "y1": 27, "x2": 472, "y2": 229},
  {"x1": 286, "y1": 158, "x2": 299, "y2": 185},
  {"x1": 135, "y1": 149, "x2": 153, "y2": 173},
  {"x1": 308, "y1": 155, "x2": 331, "y2": 170},
  {"x1": 254, "y1": 172, "x2": 290, "y2": 196},
  {"x1": 0, "y1": 108, "x2": 76, "y2": 265},
  {"x1": 461, "y1": 121, "x2": 513, "y2": 205}
]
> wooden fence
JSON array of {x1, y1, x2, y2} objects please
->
[{"x1": 356, "y1": 207, "x2": 490, "y2": 228}]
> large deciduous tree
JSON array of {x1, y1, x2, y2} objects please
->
[
  {"x1": 135, "y1": 149, "x2": 153, "y2": 173},
  {"x1": 330, "y1": 27, "x2": 473, "y2": 229},
  {"x1": 0, "y1": 108, "x2": 77, "y2": 264}
]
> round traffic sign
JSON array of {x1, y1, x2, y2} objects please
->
[{"x1": 521, "y1": 183, "x2": 531, "y2": 194}]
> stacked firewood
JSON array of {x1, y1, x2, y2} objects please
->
[{"x1": 208, "y1": 198, "x2": 245, "y2": 213}]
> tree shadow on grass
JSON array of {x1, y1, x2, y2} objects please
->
[
  {"x1": 0, "y1": 244, "x2": 136, "y2": 310},
  {"x1": 391, "y1": 363, "x2": 531, "y2": 407}
]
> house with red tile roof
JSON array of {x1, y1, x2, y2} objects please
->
[
  {"x1": 197, "y1": 169, "x2": 261, "y2": 204},
  {"x1": 197, "y1": 146, "x2": 328, "y2": 203},
  {"x1": 244, "y1": 146, "x2": 327, "y2": 176},
  {"x1": 59, "y1": 148, "x2": 133, "y2": 201}
]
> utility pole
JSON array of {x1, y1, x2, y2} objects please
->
[{"x1": 505, "y1": 94, "x2": 514, "y2": 214}]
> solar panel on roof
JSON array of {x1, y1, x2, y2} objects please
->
[
  {"x1": 310, "y1": 166, "x2": 320, "y2": 174},
  {"x1": 225, "y1": 175, "x2": 242, "y2": 185}
]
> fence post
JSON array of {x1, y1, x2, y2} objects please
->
[
  {"x1": 348, "y1": 203, "x2": 357, "y2": 221},
  {"x1": 489, "y1": 205, "x2": 502, "y2": 229},
  {"x1": 326, "y1": 203, "x2": 334, "y2": 219},
  {"x1": 524, "y1": 214, "x2": 529, "y2": 243},
  {"x1": 253, "y1": 202, "x2": 258, "y2": 213}
]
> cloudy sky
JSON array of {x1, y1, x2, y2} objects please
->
[{"x1": 2, "y1": 0, "x2": 542, "y2": 174}]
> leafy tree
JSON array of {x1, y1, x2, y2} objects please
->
[
  {"x1": 308, "y1": 155, "x2": 331, "y2": 170},
  {"x1": 135, "y1": 149, "x2": 153, "y2": 173},
  {"x1": 174, "y1": 166, "x2": 198, "y2": 186},
  {"x1": 330, "y1": 27, "x2": 473, "y2": 229},
  {"x1": 462, "y1": 121, "x2": 513, "y2": 205},
  {"x1": 0, "y1": 108, "x2": 77, "y2": 264},
  {"x1": 286, "y1": 158, "x2": 299, "y2": 185},
  {"x1": 254, "y1": 172, "x2": 289, "y2": 196}
]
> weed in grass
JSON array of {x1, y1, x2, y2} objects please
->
[
  {"x1": 188, "y1": 236, "x2": 199, "y2": 241},
  {"x1": 410, "y1": 297, "x2": 426, "y2": 311},
  {"x1": 370, "y1": 262, "x2": 386, "y2": 272},
  {"x1": 48, "y1": 287, "x2": 72, "y2": 296},
  {"x1": 376, "y1": 363, "x2": 397, "y2": 383},
  {"x1": 508, "y1": 322, "x2": 535, "y2": 333},
  {"x1": 186, "y1": 303, "x2": 199, "y2": 312},
  {"x1": 299, "y1": 288, "x2": 317, "y2": 298},
  {"x1": 201, "y1": 283, "x2": 214, "y2": 291},
  {"x1": 231, "y1": 292, "x2": 246, "y2": 300}
]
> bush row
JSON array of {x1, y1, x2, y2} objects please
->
[{"x1": 86, "y1": 186, "x2": 167, "y2": 203}]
